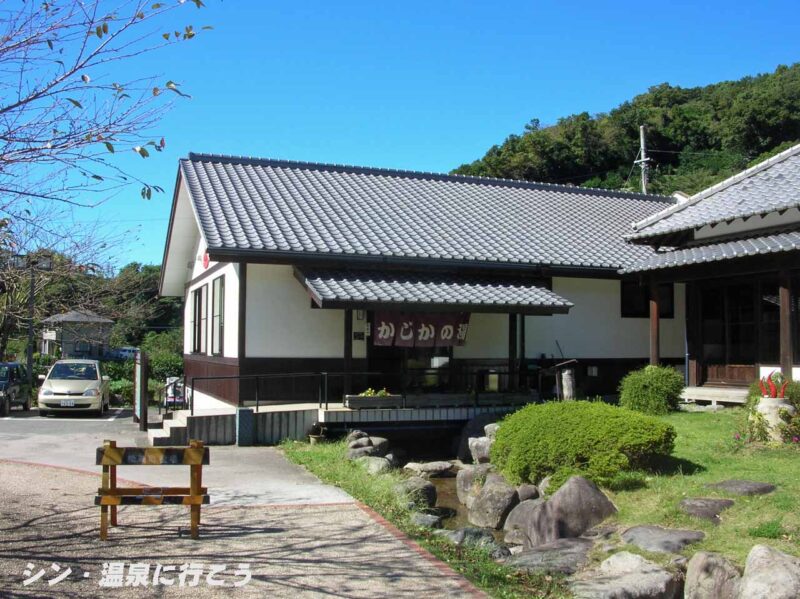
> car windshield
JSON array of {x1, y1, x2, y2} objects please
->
[
  {"x1": 49, "y1": 363, "x2": 97, "y2": 381},
  {"x1": 0, "y1": 366, "x2": 8, "y2": 380}
]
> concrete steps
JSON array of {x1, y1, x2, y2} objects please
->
[
  {"x1": 681, "y1": 386, "x2": 748, "y2": 406},
  {"x1": 147, "y1": 411, "x2": 189, "y2": 446}
]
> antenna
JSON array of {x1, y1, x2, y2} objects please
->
[{"x1": 634, "y1": 125, "x2": 652, "y2": 194}]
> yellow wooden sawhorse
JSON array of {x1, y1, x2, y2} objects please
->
[{"x1": 95, "y1": 439, "x2": 210, "y2": 540}]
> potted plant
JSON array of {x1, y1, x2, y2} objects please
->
[
  {"x1": 344, "y1": 387, "x2": 403, "y2": 409},
  {"x1": 308, "y1": 422, "x2": 327, "y2": 445},
  {"x1": 752, "y1": 371, "x2": 796, "y2": 442}
]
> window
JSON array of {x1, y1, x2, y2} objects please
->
[
  {"x1": 621, "y1": 281, "x2": 674, "y2": 318},
  {"x1": 191, "y1": 285, "x2": 208, "y2": 353},
  {"x1": 211, "y1": 275, "x2": 225, "y2": 355}
]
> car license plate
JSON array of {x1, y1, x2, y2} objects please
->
[{"x1": 60, "y1": 399, "x2": 75, "y2": 407}]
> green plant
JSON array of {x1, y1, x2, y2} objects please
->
[
  {"x1": 148, "y1": 351, "x2": 183, "y2": 382},
  {"x1": 490, "y1": 401, "x2": 676, "y2": 488},
  {"x1": 748, "y1": 519, "x2": 788, "y2": 539},
  {"x1": 102, "y1": 359, "x2": 134, "y2": 381},
  {"x1": 109, "y1": 379, "x2": 134, "y2": 403},
  {"x1": 618, "y1": 365, "x2": 684, "y2": 415},
  {"x1": 357, "y1": 387, "x2": 392, "y2": 397}
]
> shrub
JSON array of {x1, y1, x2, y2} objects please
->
[
  {"x1": 109, "y1": 379, "x2": 134, "y2": 404},
  {"x1": 148, "y1": 351, "x2": 183, "y2": 382},
  {"x1": 619, "y1": 365, "x2": 684, "y2": 415},
  {"x1": 102, "y1": 359, "x2": 134, "y2": 381},
  {"x1": 490, "y1": 400, "x2": 676, "y2": 488}
]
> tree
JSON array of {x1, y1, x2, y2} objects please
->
[{"x1": 0, "y1": 0, "x2": 210, "y2": 225}]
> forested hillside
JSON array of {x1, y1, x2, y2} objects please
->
[{"x1": 453, "y1": 63, "x2": 800, "y2": 196}]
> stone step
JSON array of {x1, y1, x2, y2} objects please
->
[{"x1": 681, "y1": 386, "x2": 748, "y2": 406}]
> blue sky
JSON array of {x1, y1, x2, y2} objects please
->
[{"x1": 79, "y1": 0, "x2": 800, "y2": 267}]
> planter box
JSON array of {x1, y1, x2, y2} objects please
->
[{"x1": 343, "y1": 394, "x2": 404, "y2": 409}]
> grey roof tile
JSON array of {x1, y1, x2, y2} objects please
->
[
  {"x1": 620, "y1": 230, "x2": 800, "y2": 274},
  {"x1": 629, "y1": 143, "x2": 800, "y2": 242},
  {"x1": 298, "y1": 269, "x2": 573, "y2": 312},
  {"x1": 180, "y1": 153, "x2": 675, "y2": 271},
  {"x1": 43, "y1": 310, "x2": 113, "y2": 324}
]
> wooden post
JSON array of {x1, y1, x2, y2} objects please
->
[
  {"x1": 649, "y1": 279, "x2": 660, "y2": 366},
  {"x1": 100, "y1": 440, "x2": 111, "y2": 541},
  {"x1": 109, "y1": 440, "x2": 118, "y2": 527},
  {"x1": 508, "y1": 313, "x2": 518, "y2": 391},
  {"x1": 779, "y1": 272, "x2": 793, "y2": 380},
  {"x1": 343, "y1": 309, "x2": 353, "y2": 395},
  {"x1": 189, "y1": 439, "x2": 203, "y2": 540}
]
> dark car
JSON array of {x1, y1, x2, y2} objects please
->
[{"x1": 0, "y1": 362, "x2": 32, "y2": 415}]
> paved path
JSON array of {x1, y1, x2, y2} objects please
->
[{"x1": 0, "y1": 410, "x2": 483, "y2": 598}]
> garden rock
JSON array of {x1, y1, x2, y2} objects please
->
[
  {"x1": 395, "y1": 476, "x2": 436, "y2": 508},
  {"x1": 356, "y1": 456, "x2": 391, "y2": 475},
  {"x1": 679, "y1": 498, "x2": 734, "y2": 524},
  {"x1": 410, "y1": 512, "x2": 442, "y2": 529},
  {"x1": 456, "y1": 463, "x2": 492, "y2": 509},
  {"x1": 468, "y1": 473, "x2": 519, "y2": 529},
  {"x1": 570, "y1": 551, "x2": 681, "y2": 599},
  {"x1": 706, "y1": 480, "x2": 776, "y2": 496},
  {"x1": 621, "y1": 525, "x2": 705, "y2": 553},
  {"x1": 348, "y1": 437, "x2": 373, "y2": 449},
  {"x1": 685, "y1": 551, "x2": 741, "y2": 599},
  {"x1": 435, "y1": 527, "x2": 509, "y2": 560},
  {"x1": 506, "y1": 538, "x2": 593, "y2": 575},
  {"x1": 368, "y1": 436, "x2": 389, "y2": 457},
  {"x1": 404, "y1": 461, "x2": 454, "y2": 478},
  {"x1": 517, "y1": 484, "x2": 539, "y2": 502},
  {"x1": 345, "y1": 430, "x2": 368, "y2": 443},
  {"x1": 468, "y1": 436, "x2": 493, "y2": 463},
  {"x1": 458, "y1": 413, "x2": 500, "y2": 462},
  {"x1": 504, "y1": 499, "x2": 544, "y2": 545},
  {"x1": 346, "y1": 446, "x2": 377, "y2": 460},
  {"x1": 522, "y1": 476, "x2": 617, "y2": 548},
  {"x1": 484, "y1": 422, "x2": 500, "y2": 439},
  {"x1": 738, "y1": 544, "x2": 800, "y2": 599},
  {"x1": 384, "y1": 447, "x2": 407, "y2": 467}
]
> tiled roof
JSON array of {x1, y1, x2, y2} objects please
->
[
  {"x1": 297, "y1": 269, "x2": 573, "y2": 313},
  {"x1": 628, "y1": 143, "x2": 800, "y2": 242},
  {"x1": 620, "y1": 230, "x2": 800, "y2": 274},
  {"x1": 43, "y1": 310, "x2": 113, "y2": 324},
  {"x1": 180, "y1": 153, "x2": 674, "y2": 271}
]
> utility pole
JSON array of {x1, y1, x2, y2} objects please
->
[{"x1": 634, "y1": 125, "x2": 652, "y2": 194}]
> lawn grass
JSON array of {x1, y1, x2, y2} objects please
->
[
  {"x1": 281, "y1": 439, "x2": 570, "y2": 599},
  {"x1": 606, "y1": 408, "x2": 800, "y2": 565}
]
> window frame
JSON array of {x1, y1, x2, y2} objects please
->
[
  {"x1": 211, "y1": 275, "x2": 225, "y2": 356},
  {"x1": 620, "y1": 280, "x2": 674, "y2": 319},
  {"x1": 191, "y1": 284, "x2": 208, "y2": 354}
]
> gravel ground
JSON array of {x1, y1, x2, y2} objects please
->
[{"x1": 0, "y1": 462, "x2": 482, "y2": 598}]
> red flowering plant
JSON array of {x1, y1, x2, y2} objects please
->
[{"x1": 758, "y1": 371, "x2": 789, "y2": 398}]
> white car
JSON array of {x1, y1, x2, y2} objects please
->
[{"x1": 38, "y1": 360, "x2": 110, "y2": 417}]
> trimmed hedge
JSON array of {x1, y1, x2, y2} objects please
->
[
  {"x1": 619, "y1": 365, "x2": 684, "y2": 415},
  {"x1": 490, "y1": 401, "x2": 676, "y2": 488}
]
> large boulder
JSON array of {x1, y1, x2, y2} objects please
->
[
  {"x1": 468, "y1": 436, "x2": 493, "y2": 463},
  {"x1": 570, "y1": 551, "x2": 681, "y2": 599},
  {"x1": 506, "y1": 538, "x2": 593, "y2": 575},
  {"x1": 468, "y1": 473, "x2": 519, "y2": 529},
  {"x1": 517, "y1": 484, "x2": 540, "y2": 502},
  {"x1": 435, "y1": 527, "x2": 510, "y2": 560},
  {"x1": 738, "y1": 544, "x2": 800, "y2": 599},
  {"x1": 395, "y1": 476, "x2": 437, "y2": 508},
  {"x1": 410, "y1": 512, "x2": 443, "y2": 529},
  {"x1": 403, "y1": 461, "x2": 455, "y2": 478},
  {"x1": 621, "y1": 525, "x2": 705, "y2": 553},
  {"x1": 521, "y1": 476, "x2": 617, "y2": 548},
  {"x1": 369, "y1": 436, "x2": 390, "y2": 457},
  {"x1": 348, "y1": 437, "x2": 373, "y2": 449},
  {"x1": 458, "y1": 413, "x2": 500, "y2": 462},
  {"x1": 685, "y1": 551, "x2": 740, "y2": 599},
  {"x1": 456, "y1": 463, "x2": 493, "y2": 509},
  {"x1": 346, "y1": 446, "x2": 377, "y2": 460},
  {"x1": 503, "y1": 499, "x2": 544, "y2": 545},
  {"x1": 345, "y1": 430, "x2": 368, "y2": 443},
  {"x1": 356, "y1": 456, "x2": 392, "y2": 475}
]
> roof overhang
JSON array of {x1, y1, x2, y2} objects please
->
[{"x1": 293, "y1": 268, "x2": 573, "y2": 315}]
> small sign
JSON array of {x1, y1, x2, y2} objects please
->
[
  {"x1": 202, "y1": 252, "x2": 210, "y2": 269},
  {"x1": 42, "y1": 329, "x2": 56, "y2": 341}
]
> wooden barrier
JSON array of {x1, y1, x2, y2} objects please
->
[{"x1": 95, "y1": 439, "x2": 210, "y2": 540}]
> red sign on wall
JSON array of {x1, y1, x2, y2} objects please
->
[{"x1": 373, "y1": 312, "x2": 470, "y2": 347}]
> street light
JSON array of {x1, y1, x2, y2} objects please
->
[{"x1": 10, "y1": 254, "x2": 53, "y2": 388}]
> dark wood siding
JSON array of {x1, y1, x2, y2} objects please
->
[{"x1": 184, "y1": 354, "x2": 240, "y2": 406}]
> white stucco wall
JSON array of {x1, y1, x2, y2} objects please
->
[
  {"x1": 245, "y1": 264, "x2": 366, "y2": 359},
  {"x1": 759, "y1": 365, "x2": 800, "y2": 381},
  {"x1": 184, "y1": 260, "x2": 240, "y2": 358},
  {"x1": 453, "y1": 278, "x2": 684, "y2": 360}
]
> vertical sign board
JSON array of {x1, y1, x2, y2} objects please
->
[{"x1": 133, "y1": 351, "x2": 148, "y2": 431}]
